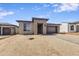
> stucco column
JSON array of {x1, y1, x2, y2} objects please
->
[
  {"x1": 74, "y1": 25, "x2": 77, "y2": 32},
  {"x1": 11, "y1": 27, "x2": 14, "y2": 35},
  {"x1": 34, "y1": 23, "x2": 37, "y2": 35},
  {"x1": 19, "y1": 22, "x2": 24, "y2": 34},
  {"x1": 43, "y1": 23, "x2": 47, "y2": 34},
  {"x1": 1, "y1": 27, "x2": 3, "y2": 35}
]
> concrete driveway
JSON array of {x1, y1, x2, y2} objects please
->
[{"x1": 0, "y1": 34, "x2": 79, "y2": 56}]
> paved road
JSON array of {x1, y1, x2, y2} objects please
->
[{"x1": 0, "y1": 34, "x2": 79, "y2": 56}]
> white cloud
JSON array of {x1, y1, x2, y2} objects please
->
[
  {"x1": 32, "y1": 6, "x2": 41, "y2": 11},
  {"x1": 53, "y1": 4, "x2": 59, "y2": 7},
  {"x1": 0, "y1": 7, "x2": 14, "y2": 19},
  {"x1": 0, "y1": 11, "x2": 14, "y2": 19},
  {"x1": 43, "y1": 4, "x2": 50, "y2": 7},
  {"x1": 20, "y1": 7, "x2": 24, "y2": 10},
  {"x1": 35, "y1": 13, "x2": 51, "y2": 18},
  {"x1": 32, "y1": 3, "x2": 79, "y2": 12},
  {"x1": 53, "y1": 3, "x2": 79, "y2": 12},
  {"x1": 37, "y1": 15, "x2": 45, "y2": 18},
  {"x1": 32, "y1": 4, "x2": 50, "y2": 11}
]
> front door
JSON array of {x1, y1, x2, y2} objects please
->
[{"x1": 37, "y1": 23, "x2": 43, "y2": 34}]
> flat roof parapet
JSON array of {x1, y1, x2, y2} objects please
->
[
  {"x1": 16, "y1": 20, "x2": 32, "y2": 23},
  {"x1": 0, "y1": 23, "x2": 18, "y2": 27},
  {"x1": 47, "y1": 23, "x2": 61, "y2": 26},
  {"x1": 62, "y1": 21, "x2": 79, "y2": 24},
  {"x1": 32, "y1": 17, "x2": 48, "y2": 21}
]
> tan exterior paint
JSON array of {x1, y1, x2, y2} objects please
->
[
  {"x1": 18, "y1": 22, "x2": 24, "y2": 34},
  {"x1": 17, "y1": 18, "x2": 61, "y2": 35},
  {"x1": 60, "y1": 23, "x2": 69, "y2": 33},
  {"x1": 17, "y1": 20, "x2": 47, "y2": 35},
  {"x1": 18, "y1": 22, "x2": 33, "y2": 34}
]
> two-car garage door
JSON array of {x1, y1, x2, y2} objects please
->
[
  {"x1": 0, "y1": 27, "x2": 11, "y2": 35},
  {"x1": 47, "y1": 26, "x2": 58, "y2": 34},
  {"x1": 3, "y1": 28, "x2": 11, "y2": 35}
]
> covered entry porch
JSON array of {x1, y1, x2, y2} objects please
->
[{"x1": 33, "y1": 17, "x2": 48, "y2": 35}]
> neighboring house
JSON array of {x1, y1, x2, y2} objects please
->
[
  {"x1": 17, "y1": 17, "x2": 60, "y2": 35},
  {"x1": 0, "y1": 23, "x2": 18, "y2": 35},
  {"x1": 60, "y1": 22, "x2": 79, "y2": 33}
]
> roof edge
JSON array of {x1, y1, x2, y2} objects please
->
[
  {"x1": 16, "y1": 20, "x2": 32, "y2": 22},
  {"x1": 32, "y1": 17, "x2": 48, "y2": 21}
]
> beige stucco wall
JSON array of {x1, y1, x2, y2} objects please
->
[
  {"x1": 11, "y1": 27, "x2": 15, "y2": 34},
  {"x1": 60, "y1": 23, "x2": 69, "y2": 33},
  {"x1": 24, "y1": 22, "x2": 33, "y2": 34},
  {"x1": 18, "y1": 20, "x2": 61, "y2": 35},
  {"x1": 18, "y1": 22, "x2": 24, "y2": 34},
  {"x1": 18, "y1": 22, "x2": 33, "y2": 34},
  {"x1": 18, "y1": 20, "x2": 47, "y2": 35},
  {"x1": 15, "y1": 27, "x2": 19, "y2": 34}
]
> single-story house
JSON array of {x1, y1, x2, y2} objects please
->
[
  {"x1": 60, "y1": 22, "x2": 79, "y2": 33},
  {"x1": 17, "y1": 17, "x2": 60, "y2": 35},
  {"x1": 0, "y1": 23, "x2": 18, "y2": 35}
]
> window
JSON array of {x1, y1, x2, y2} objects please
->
[
  {"x1": 24, "y1": 23, "x2": 31, "y2": 31},
  {"x1": 70, "y1": 25, "x2": 74, "y2": 30}
]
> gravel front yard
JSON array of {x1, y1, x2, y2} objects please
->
[
  {"x1": 0, "y1": 35, "x2": 11, "y2": 40},
  {"x1": 0, "y1": 34, "x2": 79, "y2": 56}
]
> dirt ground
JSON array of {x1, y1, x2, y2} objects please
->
[
  {"x1": 0, "y1": 34, "x2": 79, "y2": 56},
  {"x1": 64, "y1": 32, "x2": 79, "y2": 35}
]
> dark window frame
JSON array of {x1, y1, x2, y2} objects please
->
[{"x1": 23, "y1": 23, "x2": 31, "y2": 31}]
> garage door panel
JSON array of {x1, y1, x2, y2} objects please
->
[
  {"x1": 47, "y1": 26, "x2": 58, "y2": 34},
  {"x1": 3, "y1": 28, "x2": 11, "y2": 35},
  {"x1": 76, "y1": 25, "x2": 79, "y2": 32}
]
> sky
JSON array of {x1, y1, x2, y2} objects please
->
[{"x1": 0, "y1": 3, "x2": 79, "y2": 25}]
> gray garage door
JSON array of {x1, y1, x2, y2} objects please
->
[
  {"x1": 76, "y1": 25, "x2": 79, "y2": 32},
  {"x1": 3, "y1": 27, "x2": 11, "y2": 35},
  {"x1": 47, "y1": 26, "x2": 58, "y2": 34}
]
